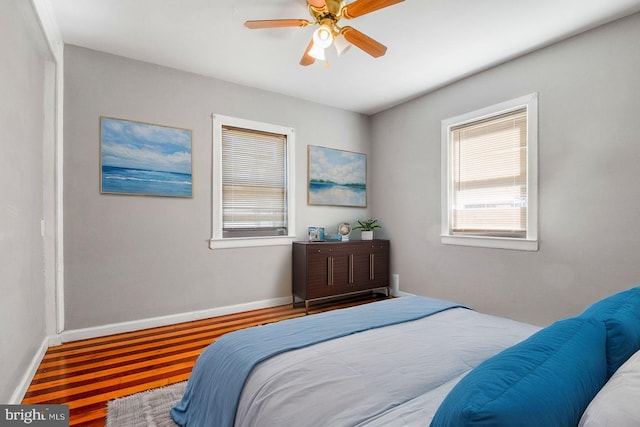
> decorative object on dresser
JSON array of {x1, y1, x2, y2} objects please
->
[
  {"x1": 292, "y1": 240, "x2": 389, "y2": 313},
  {"x1": 353, "y1": 218, "x2": 382, "y2": 240},
  {"x1": 337, "y1": 222, "x2": 351, "y2": 241},
  {"x1": 307, "y1": 226, "x2": 325, "y2": 241}
]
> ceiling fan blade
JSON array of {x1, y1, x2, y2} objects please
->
[
  {"x1": 307, "y1": 0, "x2": 327, "y2": 8},
  {"x1": 342, "y1": 0, "x2": 404, "y2": 19},
  {"x1": 300, "y1": 38, "x2": 316, "y2": 66},
  {"x1": 341, "y1": 26, "x2": 387, "y2": 58},
  {"x1": 244, "y1": 19, "x2": 311, "y2": 29}
]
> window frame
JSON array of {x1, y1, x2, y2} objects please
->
[
  {"x1": 441, "y1": 93, "x2": 538, "y2": 251},
  {"x1": 210, "y1": 114, "x2": 296, "y2": 249}
]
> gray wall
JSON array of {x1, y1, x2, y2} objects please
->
[
  {"x1": 64, "y1": 46, "x2": 372, "y2": 330},
  {"x1": 63, "y1": 11, "x2": 640, "y2": 330},
  {"x1": 371, "y1": 12, "x2": 640, "y2": 326},
  {"x1": 0, "y1": 0, "x2": 49, "y2": 402}
]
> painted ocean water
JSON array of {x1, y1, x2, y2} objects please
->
[
  {"x1": 102, "y1": 166, "x2": 192, "y2": 197},
  {"x1": 309, "y1": 181, "x2": 366, "y2": 207}
]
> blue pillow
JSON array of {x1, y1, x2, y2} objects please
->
[
  {"x1": 579, "y1": 286, "x2": 640, "y2": 377},
  {"x1": 431, "y1": 317, "x2": 607, "y2": 427}
]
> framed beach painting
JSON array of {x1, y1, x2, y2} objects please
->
[
  {"x1": 308, "y1": 145, "x2": 367, "y2": 207},
  {"x1": 100, "y1": 117, "x2": 193, "y2": 197}
]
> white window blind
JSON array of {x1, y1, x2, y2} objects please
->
[
  {"x1": 451, "y1": 108, "x2": 528, "y2": 237},
  {"x1": 221, "y1": 125, "x2": 288, "y2": 238}
]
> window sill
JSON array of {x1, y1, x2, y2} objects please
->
[
  {"x1": 209, "y1": 235, "x2": 296, "y2": 250},
  {"x1": 441, "y1": 235, "x2": 538, "y2": 251}
]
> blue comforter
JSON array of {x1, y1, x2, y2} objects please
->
[{"x1": 170, "y1": 296, "x2": 464, "y2": 427}]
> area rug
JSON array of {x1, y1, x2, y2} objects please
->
[{"x1": 106, "y1": 381, "x2": 186, "y2": 427}]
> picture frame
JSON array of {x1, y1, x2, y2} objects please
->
[
  {"x1": 307, "y1": 226, "x2": 326, "y2": 241},
  {"x1": 100, "y1": 117, "x2": 193, "y2": 197},
  {"x1": 307, "y1": 145, "x2": 367, "y2": 207}
]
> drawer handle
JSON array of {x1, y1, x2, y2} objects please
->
[
  {"x1": 327, "y1": 256, "x2": 334, "y2": 286},
  {"x1": 370, "y1": 253, "x2": 375, "y2": 280},
  {"x1": 349, "y1": 254, "x2": 354, "y2": 284}
]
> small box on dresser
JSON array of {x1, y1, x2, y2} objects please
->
[{"x1": 292, "y1": 240, "x2": 390, "y2": 313}]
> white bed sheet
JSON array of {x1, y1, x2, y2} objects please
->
[
  {"x1": 579, "y1": 348, "x2": 640, "y2": 426},
  {"x1": 235, "y1": 307, "x2": 540, "y2": 427}
]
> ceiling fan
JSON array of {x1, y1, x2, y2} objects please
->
[{"x1": 244, "y1": 0, "x2": 404, "y2": 66}]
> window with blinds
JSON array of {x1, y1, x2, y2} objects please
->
[
  {"x1": 221, "y1": 125, "x2": 289, "y2": 238},
  {"x1": 441, "y1": 93, "x2": 538, "y2": 251},
  {"x1": 451, "y1": 108, "x2": 527, "y2": 237}
]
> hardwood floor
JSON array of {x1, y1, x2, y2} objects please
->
[{"x1": 22, "y1": 294, "x2": 387, "y2": 426}]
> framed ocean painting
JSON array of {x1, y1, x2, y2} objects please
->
[
  {"x1": 100, "y1": 117, "x2": 193, "y2": 197},
  {"x1": 308, "y1": 145, "x2": 367, "y2": 207}
]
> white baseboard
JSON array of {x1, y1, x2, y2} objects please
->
[
  {"x1": 10, "y1": 336, "x2": 50, "y2": 404},
  {"x1": 47, "y1": 334, "x2": 62, "y2": 347},
  {"x1": 59, "y1": 296, "x2": 292, "y2": 343}
]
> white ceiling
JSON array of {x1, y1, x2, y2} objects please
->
[{"x1": 46, "y1": 0, "x2": 640, "y2": 115}]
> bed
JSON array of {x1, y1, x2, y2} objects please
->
[{"x1": 171, "y1": 288, "x2": 640, "y2": 427}]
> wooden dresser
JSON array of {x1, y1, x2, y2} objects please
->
[{"x1": 292, "y1": 240, "x2": 390, "y2": 312}]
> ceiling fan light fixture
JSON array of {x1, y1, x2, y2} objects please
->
[
  {"x1": 244, "y1": 0, "x2": 405, "y2": 66},
  {"x1": 308, "y1": 42, "x2": 326, "y2": 60},
  {"x1": 313, "y1": 24, "x2": 333, "y2": 49},
  {"x1": 333, "y1": 33, "x2": 351, "y2": 56}
]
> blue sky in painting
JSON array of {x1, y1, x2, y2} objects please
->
[
  {"x1": 101, "y1": 118, "x2": 192, "y2": 174},
  {"x1": 309, "y1": 146, "x2": 366, "y2": 185}
]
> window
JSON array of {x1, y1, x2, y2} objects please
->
[
  {"x1": 210, "y1": 115, "x2": 296, "y2": 249},
  {"x1": 441, "y1": 93, "x2": 538, "y2": 251}
]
